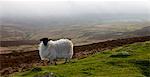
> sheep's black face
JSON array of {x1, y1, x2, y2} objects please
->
[{"x1": 40, "y1": 38, "x2": 49, "y2": 46}]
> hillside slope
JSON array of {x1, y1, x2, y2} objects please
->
[
  {"x1": 0, "y1": 25, "x2": 36, "y2": 41},
  {"x1": 127, "y1": 26, "x2": 150, "y2": 36},
  {"x1": 1, "y1": 22, "x2": 150, "y2": 45},
  {"x1": 13, "y1": 41, "x2": 150, "y2": 77}
]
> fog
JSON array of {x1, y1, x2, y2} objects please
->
[{"x1": 0, "y1": 0, "x2": 150, "y2": 26}]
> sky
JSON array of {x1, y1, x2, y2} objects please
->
[{"x1": 0, "y1": 0, "x2": 150, "y2": 18}]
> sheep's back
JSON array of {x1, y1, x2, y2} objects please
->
[{"x1": 53, "y1": 39, "x2": 73, "y2": 58}]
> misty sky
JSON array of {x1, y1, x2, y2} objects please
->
[{"x1": 0, "y1": 0, "x2": 150, "y2": 18}]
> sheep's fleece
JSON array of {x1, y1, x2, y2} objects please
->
[{"x1": 39, "y1": 39, "x2": 73, "y2": 62}]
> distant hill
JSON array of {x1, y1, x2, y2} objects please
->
[
  {"x1": 0, "y1": 25, "x2": 36, "y2": 41},
  {"x1": 1, "y1": 22, "x2": 150, "y2": 45},
  {"x1": 129, "y1": 26, "x2": 150, "y2": 36}
]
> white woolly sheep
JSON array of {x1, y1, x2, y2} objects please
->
[{"x1": 38, "y1": 38, "x2": 73, "y2": 65}]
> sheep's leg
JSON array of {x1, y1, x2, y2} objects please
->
[
  {"x1": 64, "y1": 58, "x2": 68, "y2": 64},
  {"x1": 68, "y1": 58, "x2": 71, "y2": 63},
  {"x1": 42, "y1": 60, "x2": 47, "y2": 66},
  {"x1": 48, "y1": 59, "x2": 57, "y2": 65},
  {"x1": 47, "y1": 60, "x2": 50, "y2": 65},
  {"x1": 44, "y1": 60, "x2": 47, "y2": 65},
  {"x1": 54, "y1": 59, "x2": 57, "y2": 65},
  {"x1": 48, "y1": 59, "x2": 53, "y2": 65}
]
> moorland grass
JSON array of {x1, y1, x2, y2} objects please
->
[{"x1": 12, "y1": 41, "x2": 150, "y2": 77}]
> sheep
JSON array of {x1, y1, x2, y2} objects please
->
[{"x1": 38, "y1": 38, "x2": 73, "y2": 65}]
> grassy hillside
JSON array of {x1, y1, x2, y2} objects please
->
[{"x1": 12, "y1": 41, "x2": 150, "y2": 77}]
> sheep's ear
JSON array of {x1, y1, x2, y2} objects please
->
[
  {"x1": 67, "y1": 38, "x2": 71, "y2": 40},
  {"x1": 48, "y1": 39, "x2": 52, "y2": 41},
  {"x1": 40, "y1": 38, "x2": 43, "y2": 41}
]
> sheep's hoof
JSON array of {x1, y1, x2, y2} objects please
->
[
  {"x1": 48, "y1": 63, "x2": 53, "y2": 66},
  {"x1": 54, "y1": 63, "x2": 57, "y2": 65},
  {"x1": 63, "y1": 62, "x2": 68, "y2": 64},
  {"x1": 70, "y1": 61, "x2": 75, "y2": 63}
]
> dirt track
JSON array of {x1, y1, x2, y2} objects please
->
[
  {"x1": 0, "y1": 40, "x2": 39, "y2": 47},
  {"x1": 0, "y1": 36, "x2": 150, "y2": 76}
]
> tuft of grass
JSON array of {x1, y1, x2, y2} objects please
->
[
  {"x1": 33, "y1": 72, "x2": 56, "y2": 77},
  {"x1": 12, "y1": 41, "x2": 150, "y2": 77},
  {"x1": 31, "y1": 67, "x2": 42, "y2": 72},
  {"x1": 109, "y1": 51, "x2": 131, "y2": 58},
  {"x1": 130, "y1": 59, "x2": 150, "y2": 77}
]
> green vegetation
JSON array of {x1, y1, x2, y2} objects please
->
[{"x1": 13, "y1": 41, "x2": 150, "y2": 77}]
